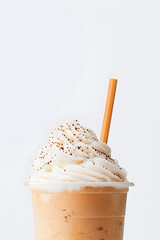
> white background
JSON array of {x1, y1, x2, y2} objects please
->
[{"x1": 0, "y1": 0, "x2": 160, "y2": 239}]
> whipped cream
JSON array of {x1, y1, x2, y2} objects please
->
[{"x1": 30, "y1": 120, "x2": 127, "y2": 184}]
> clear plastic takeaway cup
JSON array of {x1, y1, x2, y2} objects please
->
[{"x1": 29, "y1": 182, "x2": 134, "y2": 240}]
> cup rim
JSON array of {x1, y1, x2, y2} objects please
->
[{"x1": 26, "y1": 181, "x2": 134, "y2": 187}]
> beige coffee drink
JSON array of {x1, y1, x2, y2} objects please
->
[{"x1": 29, "y1": 120, "x2": 132, "y2": 240}]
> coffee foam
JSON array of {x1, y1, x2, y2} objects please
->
[{"x1": 30, "y1": 120, "x2": 127, "y2": 185}]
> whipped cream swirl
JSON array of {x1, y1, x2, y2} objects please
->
[{"x1": 30, "y1": 120, "x2": 127, "y2": 183}]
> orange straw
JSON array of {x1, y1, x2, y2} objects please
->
[{"x1": 100, "y1": 78, "x2": 118, "y2": 143}]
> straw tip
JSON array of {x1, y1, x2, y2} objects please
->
[{"x1": 110, "y1": 78, "x2": 118, "y2": 82}]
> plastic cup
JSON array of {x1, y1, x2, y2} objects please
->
[{"x1": 29, "y1": 182, "x2": 134, "y2": 240}]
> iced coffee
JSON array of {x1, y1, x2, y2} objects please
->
[{"x1": 29, "y1": 120, "x2": 132, "y2": 240}]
